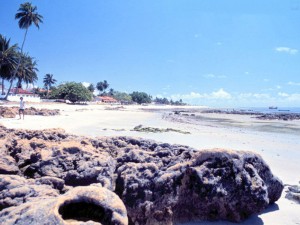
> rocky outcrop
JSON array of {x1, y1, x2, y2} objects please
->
[
  {"x1": 286, "y1": 183, "x2": 300, "y2": 203},
  {"x1": 0, "y1": 106, "x2": 60, "y2": 118},
  {"x1": 201, "y1": 109, "x2": 300, "y2": 121},
  {"x1": 0, "y1": 125, "x2": 284, "y2": 224},
  {"x1": 0, "y1": 178, "x2": 127, "y2": 225}
]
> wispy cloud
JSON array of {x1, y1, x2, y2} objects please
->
[
  {"x1": 81, "y1": 82, "x2": 90, "y2": 88},
  {"x1": 275, "y1": 47, "x2": 298, "y2": 55},
  {"x1": 278, "y1": 92, "x2": 289, "y2": 97},
  {"x1": 287, "y1": 81, "x2": 300, "y2": 86},
  {"x1": 162, "y1": 85, "x2": 171, "y2": 90},
  {"x1": 170, "y1": 88, "x2": 232, "y2": 100},
  {"x1": 238, "y1": 93, "x2": 271, "y2": 99},
  {"x1": 277, "y1": 92, "x2": 300, "y2": 102},
  {"x1": 202, "y1": 74, "x2": 227, "y2": 79}
]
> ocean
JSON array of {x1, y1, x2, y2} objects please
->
[{"x1": 231, "y1": 107, "x2": 300, "y2": 114}]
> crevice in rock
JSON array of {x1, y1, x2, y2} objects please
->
[{"x1": 58, "y1": 201, "x2": 113, "y2": 224}]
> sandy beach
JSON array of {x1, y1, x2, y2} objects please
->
[{"x1": 1, "y1": 103, "x2": 300, "y2": 225}]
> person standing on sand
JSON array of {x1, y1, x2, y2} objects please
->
[{"x1": 19, "y1": 97, "x2": 25, "y2": 120}]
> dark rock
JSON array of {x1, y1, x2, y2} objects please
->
[
  {"x1": 0, "y1": 153, "x2": 19, "y2": 175},
  {"x1": 0, "y1": 185, "x2": 128, "y2": 225},
  {"x1": 0, "y1": 126, "x2": 284, "y2": 224},
  {"x1": 116, "y1": 149, "x2": 283, "y2": 224},
  {"x1": 285, "y1": 183, "x2": 300, "y2": 203}
]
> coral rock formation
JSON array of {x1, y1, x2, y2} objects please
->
[{"x1": 0, "y1": 125, "x2": 284, "y2": 224}]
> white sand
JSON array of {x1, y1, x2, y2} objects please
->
[{"x1": 1, "y1": 103, "x2": 300, "y2": 225}]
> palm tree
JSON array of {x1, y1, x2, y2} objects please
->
[
  {"x1": 0, "y1": 35, "x2": 18, "y2": 96},
  {"x1": 43, "y1": 74, "x2": 57, "y2": 98},
  {"x1": 4, "y1": 2, "x2": 43, "y2": 100},
  {"x1": 15, "y1": 53, "x2": 38, "y2": 93},
  {"x1": 15, "y1": 2, "x2": 43, "y2": 53},
  {"x1": 96, "y1": 80, "x2": 109, "y2": 95}
]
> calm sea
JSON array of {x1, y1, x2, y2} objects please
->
[{"x1": 230, "y1": 107, "x2": 300, "y2": 114}]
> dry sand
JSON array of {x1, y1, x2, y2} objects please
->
[{"x1": 0, "y1": 103, "x2": 299, "y2": 225}]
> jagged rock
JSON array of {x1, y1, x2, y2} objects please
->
[
  {"x1": 285, "y1": 184, "x2": 300, "y2": 203},
  {"x1": 201, "y1": 109, "x2": 300, "y2": 121},
  {"x1": 115, "y1": 148, "x2": 283, "y2": 224},
  {"x1": 0, "y1": 126, "x2": 284, "y2": 224},
  {"x1": 0, "y1": 106, "x2": 60, "y2": 118},
  {"x1": 0, "y1": 175, "x2": 59, "y2": 211},
  {"x1": 0, "y1": 185, "x2": 128, "y2": 225},
  {"x1": 0, "y1": 153, "x2": 19, "y2": 174},
  {"x1": 4, "y1": 130, "x2": 116, "y2": 188}
]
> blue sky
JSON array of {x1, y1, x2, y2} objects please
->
[{"x1": 1, "y1": 0, "x2": 300, "y2": 107}]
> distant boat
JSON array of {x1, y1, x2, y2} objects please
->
[{"x1": 269, "y1": 106, "x2": 278, "y2": 109}]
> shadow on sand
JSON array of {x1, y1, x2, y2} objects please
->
[{"x1": 179, "y1": 203, "x2": 279, "y2": 225}]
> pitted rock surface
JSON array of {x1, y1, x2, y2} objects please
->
[{"x1": 0, "y1": 125, "x2": 284, "y2": 224}]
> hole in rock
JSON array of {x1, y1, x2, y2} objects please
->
[{"x1": 59, "y1": 201, "x2": 113, "y2": 224}]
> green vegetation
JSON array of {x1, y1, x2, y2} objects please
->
[
  {"x1": 154, "y1": 97, "x2": 186, "y2": 106},
  {"x1": 112, "y1": 91, "x2": 132, "y2": 103},
  {"x1": 0, "y1": 35, "x2": 17, "y2": 95},
  {"x1": 133, "y1": 125, "x2": 190, "y2": 134},
  {"x1": 43, "y1": 74, "x2": 57, "y2": 98},
  {"x1": 130, "y1": 91, "x2": 152, "y2": 104},
  {"x1": 87, "y1": 84, "x2": 95, "y2": 93},
  {"x1": 15, "y1": 53, "x2": 38, "y2": 92},
  {"x1": 50, "y1": 82, "x2": 92, "y2": 103},
  {"x1": 96, "y1": 80, "x2": 109, "y2": 95}
]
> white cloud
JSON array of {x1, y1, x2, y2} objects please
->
[
  {"x1": 211, "y1": 89, "x2": 231, "y2": 99},
  {"x1": 81, "y1": 82, "x2": 90, "y2": 88},
  {"x1": 26, "y1": 84, "x2": 38, "y2": 89},
  {"x1": 238, "y1": 93, "x2": 271, "y2": 99},
  {"x1": 276, "y1": 85, "x2": 281, "y2": 89},
  {"x1": 162, "y1": 85, "x2": 171, "y2": 90},
  {"x1": 286, "y1": 93, "x2": 300, "y2": 102},
  {"x1": 170, "y1": 88, "x2": 231, "y2": 100},
  {"x1": 216, "y1": 42, "x2": 222, "y2": 46},
  {"x1": 278, "y1": 92, "x2": 289, "y2": 97},
  {"x1": 203, "y1": 74, "x2": 227, "y2": 79},
  {"x1": 275, "y1": 47, "x2": 298, "y2": 55},
  {"x1": 277, "y1": 92, "x2": 300, "y2": 102},
  {"x1": 287, "y1": 81, "x2": 300, "y2": 86},
  {"x1": 263, "y1": 78, "x2": 270, "y2": 82}
]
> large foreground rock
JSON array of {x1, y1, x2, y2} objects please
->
[{"x1": 0, "y1": 125, "x2": 284, "y2": 224}]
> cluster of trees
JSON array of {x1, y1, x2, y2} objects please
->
[
  {"x1": 154, "y1": 97, "x2": 186, "y2": 106},
  {"x1": 0, "y1": 2, "x2": 43, "y2": 99},
  {"x1": 49, "y1": 82, "x2": 92, "y2": 103}
]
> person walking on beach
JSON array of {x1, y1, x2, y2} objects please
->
[{"x1": 19, "y1": 97, "x2": 25, "y2": 120}]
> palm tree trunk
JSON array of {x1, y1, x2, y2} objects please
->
[
  {"x1": 4, "y1": 28, "x2": 28, "y2": 100},
  {"x1": 1, "y1": 78, "x2": 4, "y2": 95},
  {"x1": 5, "y1": 79, "x2": 14, "y2": 100}
]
